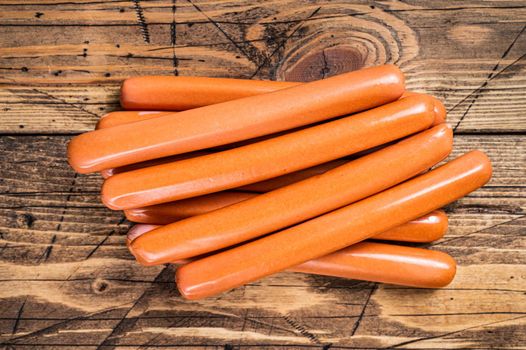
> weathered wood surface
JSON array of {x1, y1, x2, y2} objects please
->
[{"x1": 0, "y1": 0, "x2": 525, "y2": 349}]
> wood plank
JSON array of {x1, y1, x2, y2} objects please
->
[
  {"x1": 1, "y1": 1, "x2": 524, "y2": 348},
  {"x1": 0, "y1": 134, "x2": 523, "y2": 348},
  {"x1": 1, "y1": 1, "x2": 526, "y2": 133}
]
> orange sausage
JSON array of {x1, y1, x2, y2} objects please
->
[
  {"x1": 101, "y1": 95, "x2": 444, "y2": 134},
  {"x1": 96, "y1": 111, "x2": 173, "y2": 129},
  {"x1": 125, "y1": 190, "x2": 447, "y2": 241},
  {"x1": 402, "y1": 91, "x2": 445, "y2": 125},
  {"x1": 126, "y1": 225, "x2": 454, "y2": 288},
  {"x1": 68, "y1": 65, "x2": 404, "y2": 173},
  {"x1": 290, "y1": 242, "x2": 456, "y2": 288},
  {"x1": 102, "y1": 95, "x2": 435, "y2": 210},
  {"x1": 101, "y1": 154, "x2": 345, "y2": 183},
  {"x1": 99, "y1": 151, "x2": 210, "y2": 179},
  {"x1": 121, "y1": 76, "x2": 298, "y2": 110},
  {"x1": 103, "y1": 94, "x2": 446, "y2": 129},
  {"x1": 374, "y1": 210, "x2": 448, "y2": 242},
  {"x1": 126, "y1": 209, "x2": 447, "y2": 243},
  {"x1": 124, "y1": 191, "x2": 258, "y2": 224},
  {"x1": 128, "y1": 124, "x2": 451, "y2": 265},
  {"x1": 175, "y1": 150, "x2": 492, "y2": 299},
  {"x1": 238, "y1": 159, "x2": 349, "y2": 192},
  {"x1": 119, "y1": 75, "x2": 444, "y2": 125}
]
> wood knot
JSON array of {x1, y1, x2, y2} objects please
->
[
  {"x1": 281, "y1": 46, "x2": 365, "y2": 82},
  {"x1": 16, "y1": 213, "x2": 35, "y2": 228},
  {"x1": 92, "y1": 279, "x2": 110, "y2": 294},
  {"x1": 270, "y1": 7, "x2": 418, "y2": 80}
]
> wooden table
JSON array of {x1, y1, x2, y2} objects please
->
[{"x1": 1, "y1": 1, "x2": 525, "y2": 348}]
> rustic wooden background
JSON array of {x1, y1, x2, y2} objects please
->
[{"x1": 1, "y1": 0, "x2": 525, "y2": 348}]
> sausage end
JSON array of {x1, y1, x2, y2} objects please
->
[
  {"x1": 426, "y1": 250, "x2": 457, "y2": 288},
  {"x1": 67, "y1": 134, "x2": 94, "y2": 174}
]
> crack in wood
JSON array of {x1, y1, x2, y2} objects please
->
[
  {"x1": 11, "y1": 299, "x2": 26, "y2": 335},
  {"x1": 136, "y1": 315, "x2": 191, "y2": 348},
  {"x1": 186, "y1": 0, "x2": 260, "y2": 67},
  {"x1": 429, "y1": 215, "x2": 525, "y2": 247},
  {"x1": 250, "y1": 7, "x2": 321, "y2": 79},
  {"x1": 236, "y1": 309, "x2": 250, "y2": 348},
  {"x1": 350, "y1": 283, "x2": 377, "y2": 336},
  {"x1": 55, "y1": 173, "x2": 78, "y2": 233},
  {"x1": 131, "y1": 0, "x2": 150, "y2": 44},
  {"x1": 282, "y1": 314, "x2": 322, "y2": 345},
  {"x1": 38, "y1": 234, "x2": 56, "y2": 262},
  {"x1": 446, "y1": 49, "x2": 526, "y2": 109},
  {"x1": 95, "y1": 266, "x2": 170, "y2": 349},
  {"x1": 170, "y1": 0, "x2": 179, "y2": 76},
  {"x1": 385, "y1": 314, "x2": 526, "y2": 349},
  {"x1": 320, "y1": 49, "x2": 330, "y2": 79},
  {"x1": 7, "y1": 88, "x2": 101, "y2": 119},
  {"x1": 2, "y1": 302, "x2": 132, "y2": 344},
  {"x1": 84, "y1": 215, "x2": 127, "y2": 261},
  {"x1": 454, "y1": 24, "x2": 526, "y2": 132}
]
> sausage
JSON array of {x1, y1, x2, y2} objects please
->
[
  {"x1": 374, "y1": 210, "x2": 448, "y2": 242},
  {"x1": 101, "y1": 152, "x2": 344, "y2": 182},
  {"x1": 96, "y1": 111, "x2": 173, "y2": 130},
  {"x1": 290, "y1": 242, "x2": 456, "y2": 288},
  {"x1": 125, "y1": 189, "x2": 447, "y2": 241},
  {"x1": 103, "y1": 96, "x2": 444, "y2": 130},
  {"x1": 126, "y1": 209, "x2": 447, "y2": 243},
  {"x1": 402, "y1": 91, "x2": 446, "y2": 125},
  {"x1": 102, "y1": 95, "x2": 436, "y2": 210},
  {"x1": 119, "y1": 75, "x2": 444, "y2": 126},
  {"x1": 99, "y1": 151, "x2": 210, "y2": 179},
  {"x1": 111, "y1": 94, "x2": 443, "y2": 131},
  {"x1": 120, "y1": 76, "x2": 298, "y2": 110},
  {"x1": 126, "y1": 224, "x2": 454, "y2": 288},
  {"x1": 175, "y1": 150, "x2": 492, "y2": 299},
  {"x1": 128, "y1": 123, "x2": 451, "y2": 265},
  {"x1": 124, "y1": 191, "x2": 258, "y2": 224},
  {"x1": 238, "y1": 159, "x2": 349, "y2": 192},
  {"x1": 68, "y1": 65, "x2": 405, "y2": 173}
]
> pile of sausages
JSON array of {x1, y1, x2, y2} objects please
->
[{"x1": 67, "y1": 65, "x2": 492, "y2": 300}]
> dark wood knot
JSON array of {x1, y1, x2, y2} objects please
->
[
  {"x1": 92, "y1": 279, "x2": 110, "y2": 294},
  {"x1": 281, "y1": 46, "x2": 366, "y2": 82}
]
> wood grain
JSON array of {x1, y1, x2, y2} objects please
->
[
  {"x1": 1, "y1": 0, "x2": 526, "y2": 133},
  {"x1": 0, "y1": 0, "x2": 525, "y2": 348}
]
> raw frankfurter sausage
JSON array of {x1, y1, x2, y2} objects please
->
[
  {"x1": 128, "y1": 124, "x2": 451, "y2": 265},
  {"x1": 115, "y1": 94, "x2": 444, "y2": 129},
  {"x1": 99, "y1": 151, "x2": 210, "y2": 179},
  {"x1": 126, "y1": 209, "x2": 447, "y2": 243},
  {"x1": 102, "y1": 95, "x2": 436, "y2": 210},
  {"x1": 97, "y1": 94, "x2": 444, "y2": 180},
  {"x1": 402, "y1": 91, "x2": 446, "y2": 125},
  {"x1": 238, "y1": 160, "x2": 348, "y2": 192},
  {"x1": 126, "y1": 224, "x2": 454, "y2": 288},
  {"x1": 68, "y1": 65, "x2": 404, "y2": 173},
  {"x1": 175, "y1": 150, "x2": 491, "y2": 299},
  {"x1": 125, "y1": 190, "x2": 447, "y2": 241},
  {"x1": 96, "y1": 111, "x2": 173, "y2": 129},
  {"x1": 290, "y1": 242, "x2": 456, "y2": 288},
  {"x1": 119, "y1": 75, "x2": 444, "y2": 126},
  {"x1": 124, "y1": 191, "x2": 258, "y2": 224},
  {"x1": 105, "y1": 93, "x2": 445, "y2": 129},
  {"x1": 120, "y1": 76, "x2": 297, "y2": 110},
  {"x1": 374, "y1": 210, "x2": 448, "y2": 242}
]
